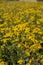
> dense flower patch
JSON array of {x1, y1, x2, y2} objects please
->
[{"x1": 0, "y1": 2, "x2": 43, "y2": 65}]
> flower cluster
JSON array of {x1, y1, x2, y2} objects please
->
[{"x1": 0, "y1": 2, "x2": 43, "y2": 65}]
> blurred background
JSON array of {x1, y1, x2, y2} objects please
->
[{"x1": 0, "y1": 0, "x2": 43, "y2": 2}]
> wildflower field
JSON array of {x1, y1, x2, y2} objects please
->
[{"x1": 0, "y1": 2, "x2": 43, "y2": 65}]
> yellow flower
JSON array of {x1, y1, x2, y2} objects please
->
[
  {"x1": 0, "y1": 61, "x2": 6, "y2": 65},
  {"x1": 38, "y1": 31, "x2": 42, "y2": 34},
  {"x1": 24, "y1": 43, "x2": 29, "y2": 48},
  {"x1": 26, "y1": 63, "x2": 30, "y2": 65},
  {"x1": 17, "y1": 44, "x2": 21, "y2": 48},
  {"x1": 25, "y1": 28, "x2": 30, "y2": 33},
  {"x1": 30, "y1": 44, "x2": 41, "y2": 52},
  {"x1": 36, "y1": 21, "x2": 40, "y2": 24},
  {"x1": 18, "y1": 59, "x2": 24, "y2": 64},
  {"x1": 29, "y1": 59, "x2": 32, "y2": 64},
  {"x1": 26, "y1": 59, "x2": 32, "y2": 65},
  {"x1": 33, "y1": 28, "x2": 40, "y2": 33},
  {"x1": 30, "y1": 16, "x2": 34, "y2": 21},
  {"x1": 1, "y1": 46, "x2": 4, "y2": 49},
  {"x1": 25, "y1": 51, "x2": 30, "y2": 56},
  {"x1": 39, "y1": 18, "x2": 43, "y2": 22}
]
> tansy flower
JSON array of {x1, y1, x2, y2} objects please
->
[
  {"x1": 0, "y1": 61, "x2": 6, "y2": 65},
  {"x1": 17, "y1": 44, "x2": 22, "y2": 48},
  {"x1": 17, "y1": 59, "x2": 24, "y2": 64},
  {"x1": 26, "y1": 63, "x2": 30, "y2": 65}
]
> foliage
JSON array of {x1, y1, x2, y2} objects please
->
[{"x1": 37, "y1": 0, "x2": 43, "y2": 1}]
